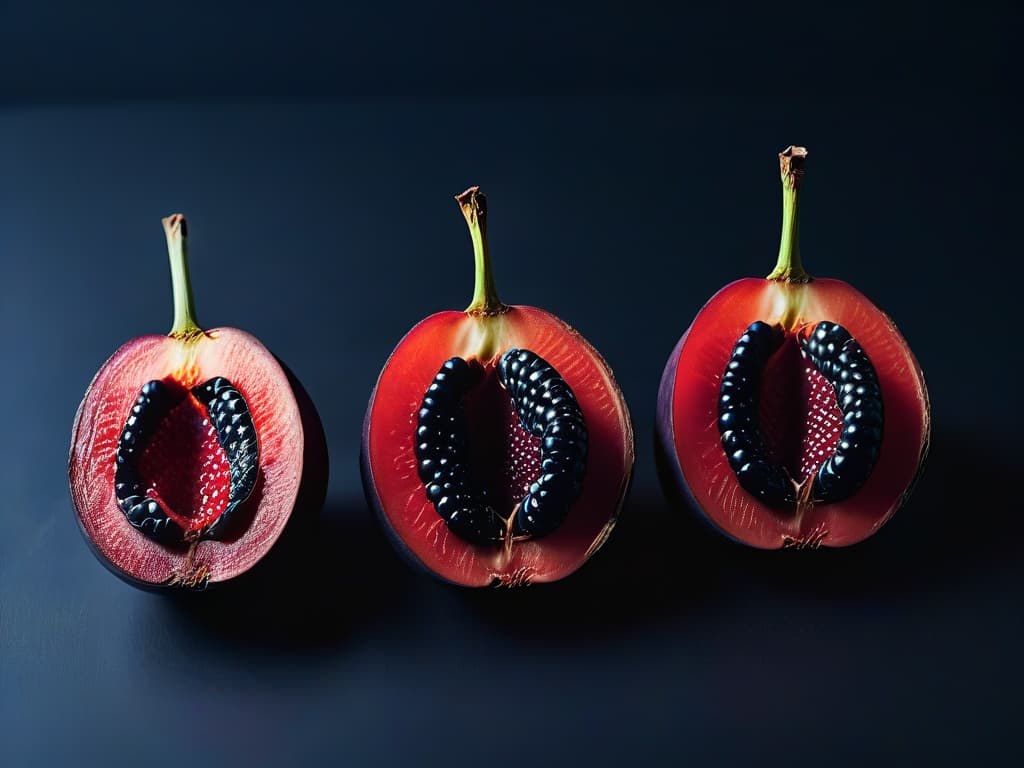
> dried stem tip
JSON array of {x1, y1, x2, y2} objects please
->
[
  {"x1": 779, "y1": 146, "x2": 808, "y2": 191},
  {"x1": 456, "y1": 186, "x2": 487, "y2": 226}
]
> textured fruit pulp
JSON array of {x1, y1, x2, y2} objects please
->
[
  {"x1": 461, "y1": 365, "x2": 542, "y2": 521},
  {"x1": 135, "y1": 389, "x2": 230, "y2": 532},
  {"x1": 758, "y1": 334, "x2": 844, "y2": 485}
]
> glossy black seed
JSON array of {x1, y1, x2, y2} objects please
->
[
  {"x1": 426, "y1": 383, "x2": 450, "y2": 400},
  {"x1": 435, "y1": 494, "x2": 459, "y2": 517},
  {"x1": 718, "y1": 395, "x2": 752, "y2": 419},
  {"x1": 728, "y1": 448, "x2": 750, "y2": 469},
  {"x1": 718, "y1": 410, "x2": 752, "y2": 431},
  {"x1": 447, "y1": 505, "x2": 506, "y2": 543},
  {"x1": 547, "y1": 420, "x2": 586, "y2": 441},
  {"x1": 443, "y1": 359, "x2": 461, "y2": 371},
  {"x1": 722, "y1": 370, "x2": 752, "y2": 390},
  {"x1": 735, "y1": 459, "x2": 794, "y2": 506},
  {"x1": 415, "y1": 460, "x2": 436, "y2": 483}
]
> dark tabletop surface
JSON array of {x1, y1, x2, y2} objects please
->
[{"x1": 1, "y1": 3, "x2": 1021, "y2": 766}]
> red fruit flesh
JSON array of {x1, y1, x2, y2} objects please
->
[
  {"x1": 364, "y1": 305, "x2": 633, "y2": 586},
  {"x1": 665, "y1": 277, "x2": 929, "y2": 548}
]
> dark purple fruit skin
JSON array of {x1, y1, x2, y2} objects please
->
[
  {"x1": 277, "y1": 358, "x2": 330, "y2": 538},
  {"x1": 655, "y1": 330, "x2": 747, "y2": 547},
  {"x1": 70, "y1": 359, "x2": 328, "y2": 593}
]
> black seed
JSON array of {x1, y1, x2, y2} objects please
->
[
  {"x1": 548, "y1": 421, "x2": 586, "y2": 441},
  {"x1": 718, "y1": 410, "x2": 752, "y2": 431},
  {"x1": 722, "y1": 370, "x2": 752, "y2": 389},
  {"x1": 735, "y1": 460, "x2": 794, "y2": 505},
  {"x1": 730, "y1": 448, "x2": 752, "y2": 468}
]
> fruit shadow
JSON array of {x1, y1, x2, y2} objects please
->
[
  {"x1": 464, "y1": 425, "x2": 1017, "y2": 640},
  {"x1": 155, "y1": 495, "x2": 412, "y2": 654},
  {"x1": 723, "y1": 425, "x2": 1021, "y2": 599},
  {"x1": 459, "y1": 491, "x2": 725, "y2": 641}
]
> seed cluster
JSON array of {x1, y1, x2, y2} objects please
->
[
  {"x1": 415, "y1": 358, "x2": 506, "y2": 544},
  {"x1": 718, "y1": 321, "x2": 795, "y2": 505},
  {"x1": 717, "y1": 319, "x2": 884, "y2": 508},
  {"x1": 192, "y1": 377, "x2": 259, "y2": 539},
  {"x1": 115, "y1": 381, "x2": 185, "y2": 543},
  {"x1": 497, "y1": 348, "x2": 588, "y2": 538},
  {"x1": 414, "y1": 349, "x2": 589, "y2": 545},
  {"x1": 114, "y1": 377, "x2": 259, "y2": 544},
  {"x1": 800, "y1": 322, "x2": 884, "y2": 503}
]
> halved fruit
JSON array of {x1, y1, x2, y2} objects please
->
[
  {"x1": 69, "y1": 215, "x2": 328, "y2": 589},
  {"x1": 656, "y1": 147, "x2": 930, "y2": 548},
  {"x1": 361, "y1": 188, "x2": 634, "y2": 586}
]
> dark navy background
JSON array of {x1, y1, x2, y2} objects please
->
[{"x1": 1, "y1": 3, "x2": 1021, "y2": 766}]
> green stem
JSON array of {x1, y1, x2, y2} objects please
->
[
  {"x1": 766, "y1": 146, "x2": 811, "y2": 283},
  {"x1": 162, "y1": 214, "x2": 203, "y2": 338},
  {"x1": 457, "y1": 187, "x2": 507, "y2": 315}
]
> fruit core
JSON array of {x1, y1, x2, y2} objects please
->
[
  {"x1": 115, "y1": 376, "x2": 259, "y2": 544},
  {"x1": 719, "y1": 319, "x2": 884, "y2": 508},
  {"x1": 461, "y1": 361, "x2": 542, "y2": 514},
  {"x1": 759, "y1": 331, "x2": 844, "y2": 482},
  {"x1": 138, "y1": 388, "x2": 230, "y2": 529},
  {"x1": 415, "y1": 348, "x2": 588, "y2": 545}
]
